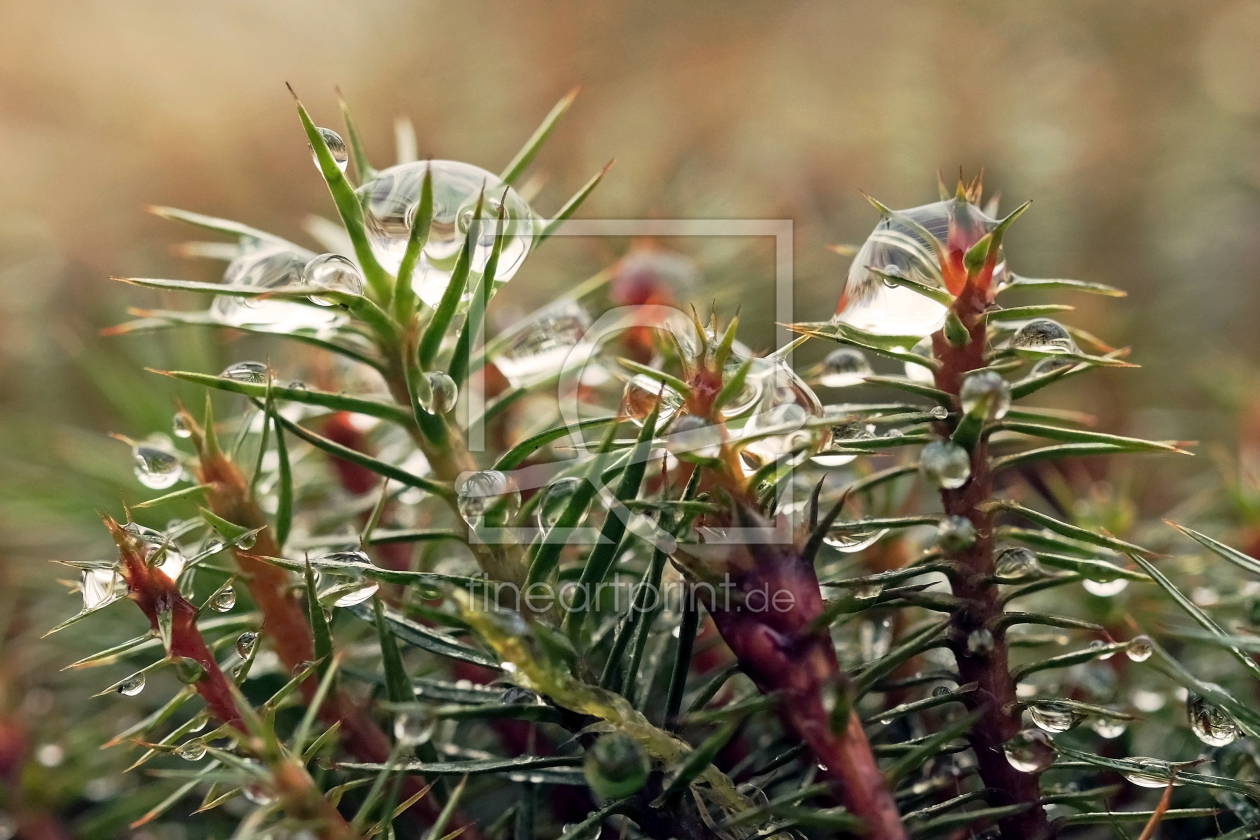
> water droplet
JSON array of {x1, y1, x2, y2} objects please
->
[
  {"x1": 561, "y1": 821, "x2": 601, "y2": 840},
  {"x1": 1088, "y1": 639, "x2": 1115, "y2": 661},
  {"x1": 1084, "y1": 578, "x2": 1129, "y2": 597},
  {"x1": 994, "y1": 547, "x2": 1042, "y2": 581},
  {"x1": 665, "y1": 417, "x2": 723, "y2": 464},
  {"x1": 959, "y1": 371, "x2": 1011, "y2": 420},
  {"x1": 426, "y1": 372, "x2": 458, "y2": 414},
  {"x1": 860, "y1": 618, "x2": 894, "y2": 662},
  {"x1": 1188, "y1": 693, "x2": 1239, "y2": 747},
  {"x1": 117, "y1": 673, "x2": 146, "y2": 696},
  {"x1": 932, "y1": 685, "x2": 951, "y2": 698},
  {"x1": 583, "y1": 732, "x2": 650, "y2": 799},
  {"x1": 1122, "y1": 758, "x2": 1179, "y2": 788},
  {"x1": 1029, "y1": 701, "x2": 1084, "y2": 734},
  {"x1": 310, "y1": 127, "x2": 349, "y2": 172},
  {"x1": 501, "y1": 686, "x2": 542, "y2": 705},
  {"x1": 212, "y1": 246, "x2": 342, "y2": 332},
  {"x1": 173, "y1": 657, "x2": 206, "y2": 685},
  {"x1": 210, "y1": 586, "x2": 236, "y2": 613},
  {"x1": 243, "y1": 784, "x2": 276, "y2": 806},
  {"x1": 236, "y1": 531, "x2": 257, "y2": 550},
  {"x1": 490, "y1": 608, "x2": 530, "y2": 638},
  {"x1": 620, "y1": 375, "x2": 684, "y2": 427},
  {"x1": 1090, "y1": 717, "x2": 1127, "y2": 739},
  {"x1": 495, "y1": 301, "x2": 592, "y2": 389},
  {"x1": 741, "y1": 359, "x2": 826, "y2": 463},
  {"x1": 133, "y1": 444, "x2": 182, "y2": 489},
  {"x1": 1003, "y1": 729, "x2": 1057, "y2": 773},
  {"x1": 221, "y1": 361, "x2": 269, "y2": 384},
  {"x1": 456, "y1": 470, "x2": 522, "y2": 527},
  {"x1": 236, "y1": 631, "x2": 258, "y2": 659},
  {"x1": 81, "y1": 568, "x2": 119, "y2": 610},
  {"x1": 929, "y1": 405, "x2": 949, "y2": 420},
  {"x1": 818, "y1": 348, "x2": 872, "y2": 388},
  {"x1": 172, "y1": 413, "x2": 192, "y2": 439},
  {"x1": 537, "y1": 477, "x2": 583, "y2": 530},
  {"x1": 935, "y1": 516, "x2": 977, "y2": 553},
  {"x1": 176, "y1": 739, "x2": 207, "y2": 761},
  {"x1": 357, "y1": 160, "x2": 535, "y2": 306},
  {"x1": 1126, "y1": 635, "x2": 1153, "y2": 662},
  {"x1": 317, "y1": 549, "x2": 371, "y2": 567},
  {"x1": 1010, "y1": 319, "x2": 1077, "y2": 354},
  {"x1": 967, "y1": 628, "x2": 995, "y2": 655},
  {"x1": 920, "y1": 440, "x2": 971, "y2": 489},
  {"x1": 333, "y1": 583, "x2": 380, "y2": 608},
  {"x1": 394, "y1": 710, "x2": 435, "y2": 747},
  {"x1": 853, "y1": 583, "x2": 884, "y2": 601},
  {"x1": 292, "y1": 660, "x2": 314, "y2": 677},
  {"x1": 303, "y1": 253, "x2": 364, "y2": 305},
  {"x1": 823, "y1": 528, "x2": 889, "y2": 553}
]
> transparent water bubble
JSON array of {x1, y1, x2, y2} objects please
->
[
  {"x1": 172, "y1": 413, "x2": 192, "y2": 439},
  {"x1": 495, "y1": 301, "x2": 591, "y2": 389},
  {"x1": 1029, "y1": 356, "x2": 1075, "y2": 377},
  {"x1": 235, "y1": 631, "x2": 258, "y2": 659},
  {"x1": 357, "y1": 160, "x2": 535, "y2": 306},
  {"x1": 967, "y1": 628, "x2": 995, "y2": 656},
  {"x1": 854, "y1": 583, "x2": 884, "y2": 601},
  {"x1": 211, "y1": 245, "x2": 343, "y2": 332},
  {"x1": 666, "y1": 415, "x2": 723, "y2": 461},
  {"x1": 901, "y1": 337, "x2": 938, "y2": 383},
  {"x1": 994, "y1": 547, "x2": 1042, "y2": 581},
  {"x1": 935, "y1": 515, "x2": 977, "y2": 553},
  {"x1": 133, "y1": 444, "x2": 182, "y2": 489},
  {"x1": 561, "y1": 821, "x2": 601, "y2": 840},
  {"x1": 818, "y1": 348, "x2": 872, "y2": 388},
  {"x1": 959, "y1": 371, "x2": 1011, "y2": 420},
  {"x1": 81, "y1": 568, "x2": 119, "y2": 610},
  {"x1": 740, "y1": 359, "x2": 826, "y2": 463},
  {"x1": 302, "y1": 253, "x2": 364, "y2": 305},
  {"x1": 1088, "y1": 639, "x2": 1116, "y2": 661},
  {"x1": 1003, "y1": 729, "x2": 1057, "y2": 773},
  {"x1": 823, "y1": 528, "x2": 888, "y2": 553},
  {"x1": 317, "y1": 549, "x2": 371, "y2": 567},
  {"x1": 932, "y1": 685, "x2": 951, "y2": 698},
  {"x1": 236, "y1": 531, "x2": 257, "y2": 550},
  {"x1": 333, "y1": 583, "x2": 380, "y2": 608},
  {"x1": 860, "y1": 618, "x2": 893, "y2": 662},
  {"x1": 456, "y1": 470, "x2": 522, "y2": 527},
  {"x1": 1084, "y1": 578, "x2": 1129, "y2": 598},
  {"x1": 117, "y1": 673, "x2": 146, "y2": 696},
  {"x1": 292, "y1": 660, "x2": 315, "y2": 677},
  {"x1": 1090, "y1": 717, "x2": 1127, "y2": 739},
  {"x1": 621, "y1": 375, "x2": 683, "y2": 427},
  {"x1": 813, "y1": 416, "x2": 870, "y2": 467},
  {"x1": 1010, "y1": 319, "x2": 1077, "y2": 354},
  {"x1": 1125, "y1": 634, "x2": 1153, "y2": 662},
  {"x1": 1122, "y1": 758, "x2": 1180, "y2": 788},
  {"x1": 501, "y1": 686, "x2": 542, "y2": 705},
  {"x1": 836, "y1": 200, "x2": 1007, "y2": 336},
  {"x1": 221, "y1": 361, "x2": 270, "y2": 384},
  {"x1": 394, "y1": 710, "x2": 435, "y2": 747},
  {"x1": 210, "y1": 586, "x2": 237, "y2": 613},
  {"x1": 537, "y1": 477, "x2": 583, "y2": 530},
  {"x1": 310, "y1": 127, "x2": 349, "y2": 172},
  {"x1": 920, "y1": 440, "x2": 971, "y2": 489},
  {"x1": 426, "y1": 372, "x2": 459, "y2": 414},
  {"x1": 1187, "y1": 693, "x2": 1239, "y2": 747},
  {"x1": 1029, "y1": 701, "x2": 1084, "y2": 734},
  {"x1": 176, "y1": 738, "x2": 207, "y2": 761},
  {"x1": 243, "y1": 784, "x2": 276, "y2": 806},
  {"x1": 584, "y1": 732, "x2": 650, "y2": 799}
]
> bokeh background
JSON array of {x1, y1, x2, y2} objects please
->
[{"x1": 4, "y1": 1, "x2": 1260, "y2": 832}]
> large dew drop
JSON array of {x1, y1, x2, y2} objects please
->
[
  {"x1": 1187, "y1": 692, "x2": 1240, "y2": 747},
  {"x1": 537, "y1": 477, "x2": 583, "y2": 530},
  {"x1": 235, "y1": 631, "x2": 258, "y2": 659},
  {"x1": 1028, "y1": 701, "x2": 1084, "y2": 734},
  {"x1": 959, "y1": 371, "x2": 1011, "y2": 420},
  {"x1": 133, "y1": 444, "x2": 182, "y2": 489},
  {"x1": 1125, "y1": 634, "x2": 1153, "y2": 662},
  {"x1": 211, "y1": 245, "x2": 343, "y2": 333},
  {"x1": 303, "y1": 254, "x2": 364, "y2": 305},
  {"x1": 1084, "y1": 578, "x2": 1129, "y2": 598},
  {"x1": 583, "y1": 732, "x2": 650, "y2": 799},
  {"x1": 210, "y1": 586, "x2": 237, "y2": 613},
  {"x1": 935, "y1": 516, "x2": 976, "y2": 553},
  {"x1": 310, "y1": 127, "x2": 349, "y2": 173},
  {"x1": 426, "y1": 372, "x2": 459, "y2": 414},
  {"x1": 817, "y1": 348, "x2": 872, "y2": 388},
  {"x1": 495, "y1": 301, "x2": 591, "y2": 389},
  {"x1": 823, "y1": 527, "x2": 888, "y2": 553},
  {"x1": 221, "y1": 361, "x2": 269, "y2": 384},
  {"x1": 920, "y1": 440, "x2": 971, "y2": 489},
  {"x1": 1122, "y1": 758, "x2": 1181, "y2": 789},
  {"x1": 175, "y1": 739, "x2": 207, "y2": 761},
  {"x1": 740, "y1": 359, "x2": 826, "y2": 463},
  {"x1": 81, "y1": 568, "x2": 119, "y2": 610},
  {"x1": 457, "y1": 471, "x2": 522, "y2": 527},
  {"x1": 394, "y1": 709, "x2": 435, "y2": 747},
  {"x1": 357, "y1": 160, "x2": 535, "y2": 307},
  {"x1": 1010, "y1": 319, "x2": 1077, "y2": 354},
  {"x1": 333, "y1": 583, "x2": 380, "y2": 608},
  {"x1": 621, "y1": 375, "x2": 683, "y2": 427},
  {"x1": 117, "y1": 673, "x2": 146, "y2": 697},
  {"x1": 1003, "y1": 729, "x2": 1057, "y2": 773},
  {"x1": 994, "y1": 547, "x2": 1042, "y2": 581}
]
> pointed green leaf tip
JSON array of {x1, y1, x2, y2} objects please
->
[{"x1": 501, "y1": 87, "x2": 579, "y2": 185}]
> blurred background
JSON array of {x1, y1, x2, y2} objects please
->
[{"x1": 4, "y1": 0, "x2": 1260, "y2": 832}]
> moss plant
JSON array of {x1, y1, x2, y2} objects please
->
[{"x1": 47, "y1": 93, "x2": 1260, "y2": 840}]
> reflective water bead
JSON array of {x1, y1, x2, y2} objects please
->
[
  {"x1": 176, "y1": 739, "x2": 207, "y2": 761},
  {"x1": 1003, "y1": 729, "x2": 1057, "y2": 773},
  {"x1": 994, "y1": 547, "x2": 1042, "y2": 580},
  {"x1": 920, "y1": 440, "x2": 971, "y2": 489},
  {"x1": 1090, "y1": 717, "x2": 1127, "y2": 739},
  {"x1": 495, "y1": 301, "x2": 591, "y2": 389},
  {"x1": 501, "y1": 686, "x2": 542, "y2": 705},
  {"x1": 333, "y1": 583, "x2": 380, "y2": 608},
  {"x1": 243, "y1": 784, "x2": 276, "y2": 806},
  {"x1": 621, "y1": 375, "x2": 683, "y2": 427},
  {"x1": 959, "y1": 371, "x2": 1011, "y2": 420},
  {"x1": 1187, "y1": 693, "x2": 1239, "y2": 747},
  {"x1": 902, "y1": 337, "x2": 937, "y2": 383},
  {"x1": 310, "y1": 127, "x2": 349, "y2": 172},
  {"x1": 967, "y1": 629, "x2": 995, "y2": 655},
  {"x1": 456, "y1": 471, "x2": 522, "y2": 526},
  {"x1": 666, "y1": 415, "x2": 723, "y2": 461},
  {"x1": 741, "y1": 359, "x2": 826, "y2": 463},
  {"x1": 81, "y1": 568, "x2": 119, "y2": 610},
  {"x1": 1122, "y1": 758, "x2": 1179, "y2": 788},
  {"x1": 357, "y1": 160, "x2": 534, "y2": 306},
  {"x1": 1010, "y1": 319, "x2": 1077, "y2": 354},
  {"x1": 561, "y1": 821, "x2": 601, "y2": 840},
  {"x1": 172, "y1": 412, "x2": 192, "y2": 439},
  {"x1": 117, "y1": 673, "x2": 146, "y2": 696},
  {"x1": 317, "y1": 549, "x2": 371, "y2": 567},
  {"x1": 211, "y1": 245, "x2": 342, "y2": 332},
  {"x1": 583, "y1": 732, "x2": 651, "y2": 799},
  {"x1": 814, "y1": 416, "x2": 871, "y2": 467},
  {"x1": 1030, "y1": 356, "x2": 1075, "y2": 377},
  {"x1": 1088, "y1": 639, "x2": 1116, "y2": 661},
  {"x1": 1125, "y1": 634, "x2": 1153, "y2": 662},
  {"x1": 133, "y1": 444, "x2": 182, "y2": 489},
  {"x1": 292, "y1": 660, "x2": 315, "y2": 677},
  {"x1": 394, "y1": 710, "x2": 435, "y2": 747},
  {"x1": 173, "y1": 657, "x2": 206, "y2": 685},
  {"x1": 210, "y1": 586, "x2": 237, "y2": 613},
  {"x1": 302, "y1": 253, "x2": 364, "y2": 305},
  {"x1": 426, "y1": 372, "x2": 458, "y2": 414},
  {"x1": 818, "y1": 348, "x2": 872, "y2": 388},
  {"x1": 932, "y1": 685, "x2": 951, "y2": 698},
  {"x1": 536, "y1": 477, "x2": 583, "y2": 530},
  {"x1": 1083, "y1": 578, "x2": 1129, "y2": 597},
  {"x1": 935, "y1": 515, "x2": 977, "y2": 553},
  {"x1": 235, "y1": 531, "x2": 257, "y2": 550},
  {"x1": 823, "y1": 528, "x2": 888, "y2": 553},
  {"x1": 1029, "y1": 701, "x2": 1084, "y2": 734},
  {"x1": 235, "y1": 631, "x2": 258, "y2": 659},
  {"x1": 221, "y1": 361, "x2": 269, "y2": 384}
]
